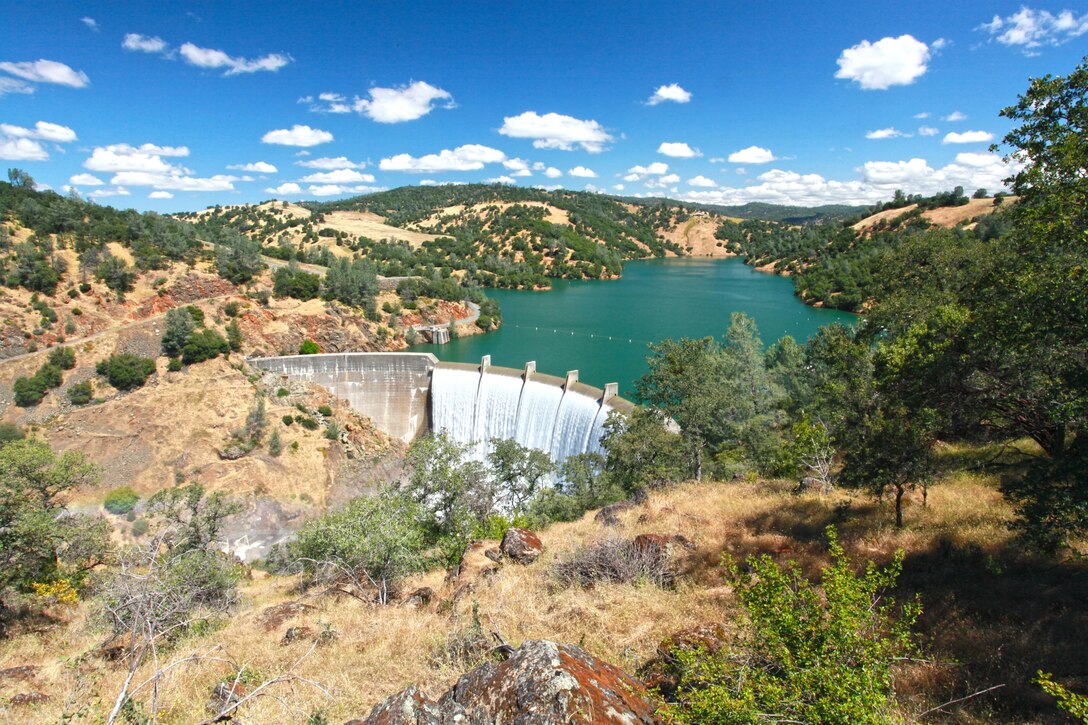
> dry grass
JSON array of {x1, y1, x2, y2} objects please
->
[{"x1": 0, "y1": 463, "x2": 1085, "y2": 722}]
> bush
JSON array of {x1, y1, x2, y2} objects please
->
[
  {"x1": 167, "y1": 357, "x2": 183, "y2": 372},
  {"x1": 276, "y1": 388, "x2": 290, "y2": 397},
  {"x1": 282, "y1": 414, "x2": 294, "y2": 426},
  {"x1": 13, "y1": 375, "x2": 48, "y2": 407},
  {"x1": 67, "y1": 380, "x2": 93, "y2": 405},
  {"x1": 317, "y1": 404, "x2": 333, "y2": 417},
  {"x1": 268, "y1": 429, "x2": 283, "y2": 457},
  {"x1": 223, "y1": 301, "x2": 241, "y2": 317},
  {"x1": 0, "y1": 423, "x2": 25, "y2": 445},
  {"x1": 131, "y1": 518, "x2": 149, "y2": 537},
  {"x1": 324, "y1": 421, "x2": 341, "y2": 441},
  {"x1": 296, "y1": 416, "x2": 318, "y2": 431},
  {"x1": 664, "y1": 527, "x2": 919, "y2": 725},
  {"x1": 181, "y1": 328, "x2": 230, "y2": 365},
  {"x1": 96, "y1": 353, "x2": 156, "y2": 390},
  {"x1": 104, "y1": 486, "x2": 140, "y2": 515},
  {"x1": 299, "y1": 339, "x2": 320, "y2": 355},
  {"x1": 47, "y1": 346, "x2": 76, "y2": 370},
  {"x1": 552, "y1": 536, "x2": 674, "y2": 589}
]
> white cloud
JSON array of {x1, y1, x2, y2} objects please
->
[
  {"x1": 298, "y1": 168, "x2": 376, "y2": 184},
  {"x1": 485, "y1": 175, "x2": 517, "y2": 185},
  {"x1": 0, "y1": 59, "x2": 89, "y2": 88},
  {"x1": 943, "y1": 130, "x2": 994, "y2": 144},
  {"x1": 918, "y1": 126, "x2": 939, "y2": 137},
  {"x1": 645, "y1": 173, "x2": 680, "y2": 189},
  {"x1": 0, "y1": 138, "x2": 48, "y2": 161},
  {"x1": 568, "y1": 166, "x2": 597, "y2": 178},
  {"x1": 265, "y1": 182, "x2": 302, "y2": 195},
  {"x1": 502, "y1": 158, "x2": 532, "y2": 177},
  {"x1": 227, "y1": 161, "x2": 277, "y2": 173},
  {"x1": 0, "y1": 121, "x2": 77, "y2": 142},
  {"x1": 122, "y1": 33, "x2": 168, "y2": 53},
  {"x1": 943, "y1": 111, "x2": 967, "y2": 122},
  {"x1": 69, "y1": 173, "x2": 104, "y2": 185},
  {"x1": 109, "y1": 171, "x2": 239, "y2": 191},
  {"x1": 835, "y1": 35, "x2": 930, "y2": 90},
  {"x1": 727, "y1": 146, "x2": 777, "y2": 164},
  {"x1": 85, "y1": 144, "x2": 181, "y2": 173},
  {"x1": 420, "y1": 179, "x2": 467, "y2": 187},
  {"x1": 83, "y1": 142, "x2": 239, "y2": 192},
  {"x1": 708, "y1": 157, "x2": 725, "y2": 163},
  {"x1": 647, "y1": 83, "x2": 692, "y2": 105},
  {"x1": 657, "y1": 141, "x2": 701, "y2": 158},
  {"x1": 148, "y1": 191, "x2": 174, "y2": 199},
  {"x1": 318, "y1": 81, "x2": 453, "y2": 123},
  {"x1": 81, "y1": 17, "x2": 98, "y2": 31},
  {"x1": 914, "y1": 112, "x2": 930, "y2": 119},
  {"x1": 0, "y1": 77, "x2": 34, "y2": 96},
  {"x1": 980, "y1": 8, "x2": 1088, "y2": 53},
  {"x1": 865, "y1": 127, "x2": 911, "y2": 139},
  {"x1": 499, "y1": 111, "x2": 612, "y2": 152},
  {"x1": 179, "y1": 42, "x2": 290, "y2": 75},
  {"x1": 687, "y1": 175, "x2": 717, "y2": 188},
  {"x1": 297, "y1": 156, "x2": 365, "y2": 170},
  {"x1": 544, "y1": 167, "x2": 562, "y2": 178},
  {"x1": 379, "y1": 144, "x2": 506, "y2": 172},
  {"x1": 627, "y1": 162, "x2": 670, "y2": 176},
  {"x1": 305, "y1": 184, "x2": 384, "y2": 196},
  {"x1": 261, "y1": 125, "x2": 333, "y2": 147},
  {"x1": 613, "y1": 184, "x2": 625, "y2": 191},
  {"x1": 88, "y1": 187, "x2": 130, "y2": 198}
]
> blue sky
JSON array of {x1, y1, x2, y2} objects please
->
[{"x1": 2, "y1": 1, "x2": 1086, "y2": 212}]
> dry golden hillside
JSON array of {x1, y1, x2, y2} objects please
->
[{"x1": 852, "y1": 196, "x2": 1017, "y2": 232}]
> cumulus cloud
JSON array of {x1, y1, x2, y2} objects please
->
[
  {"x1": 647, "y1": 83, "x2": 691, "y2": 105},
  {"x1": 84, "y1": 142, "x2": 240, "y2": 192},
  {"x1": 379, "y1": 144, "x2": 506, "y2": 172},
  {"x1": 88, "y1": 187, "x2": 130, "y2": 198},
  {"x1": 687, "y1": 175, "x2": 717, "y2": 187},
  {"x1": 676, "y1": 153, "x2": 1018, "y2": 208},
  {"x1": 485, "y1": 175, "x2": 517, "y2": 185},
  {"x1": 943, "y1": 130, "x2": 993, "y2": 144},
  {"x1": 657, "y1": 141, "x2": 701, "y2": 158},
  {"x1": 568, "y1": 166, "x2": 597, "y2": 178},
  {"x1": 298, "y1": 169, "x2": 376, "y2": 184},
  {"x1": 835, "y1": 35, "x2": 930, "y2": 90},
  {"x1": 499, "y1": 111, "x2": 612, "y2": 152},
  {"x1": 943, "y1": 111, "x2": 967, "y2": 122},
  {"x1": 69, "y1": 173, "x2": 104, "y2": 185},
  {"x1": 305, "y1": 184, "x2": 384, "y2": 196},
  {"x1": 0, "y1": 138, "x2": 48, "y2": 161},
  {"x1": 109, "y1": 171, "x2": 239, "y2": 191},
  {"x1": 296, "y1": 157, "x2": 364, "y2": 170},
  {"x1": 613, "y1": 184, "x2": 625, "y2": 191},
  {"x1": 179, "y1": 42, "x2": 290, "y2": 75},
  {"x1": 914, "y1": 112, "x2": 930, "y2": 119},
  {"x1": 727, "y1": 146, "x2": 777, "y2": 164},
  {"x1": 502, "y1": 158, "x2": 532, "y2": 177},
  {"x1": 122, "y1": 33, "x2": 168, "y2": 53},
  {"x1": 0, "y1": 59, "x2": 89, "y2": 88},
  {"x1": 265, "y1": 182, "x2": 302, "y2": 195},
  {"x1": 866, "y1": 127, "x2": 911, "y2": 140},
  {"x1": 645, "y1": 173, "x2": 680, "y2": 189},
  {"x1": 1, "y1": 121, "x2": 77, "y2": 142},
  {"x1": 81, "y1": 17, "x2": 98, "y2": 31},
  {"x1": 261, "y1": 125, "x2": 333, "y2": 147},
  {"x1": 0, "y1": 77, "x2": 34, "y2": 96},
  {"x1": 227, "y1": 161, "x2": 277, "y2": 173},
  {"x1": 309, "y1": 81, "x2": 454, "y2": 123},
  {"x1": 980, "y1": 7, "x2": 1088, "y2": 53},
  {"x1": 918, "y1": 126, "x2": 939, "y2": 136},
  {"x1": 148, "y1": 191, "x2": 174, "y2": 199},
  {"x1": 544, "y1": 167, "x2": 562, "y2": 178},
  {"x1": 627, "y1": 162, "x2": 670, "y2": 176}
]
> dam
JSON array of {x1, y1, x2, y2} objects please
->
[{"x1": 250, "y1": 352, "x2": 634, "y2": 461}]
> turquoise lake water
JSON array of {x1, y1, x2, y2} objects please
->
[{"x1": 413, "y1": 258, "x2": 854, "y2": 397}]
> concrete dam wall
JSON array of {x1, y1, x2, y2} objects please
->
[{"x1": 250, "y1": 353, "x2": 633, "y2": 460}]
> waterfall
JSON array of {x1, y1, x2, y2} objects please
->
[{"x1": 430, "y1": 364, "x2": 611, "y2": 462}]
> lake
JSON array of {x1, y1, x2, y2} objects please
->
[{"x1": 412, "y1": 257, "x2": 855, "y2": 396}]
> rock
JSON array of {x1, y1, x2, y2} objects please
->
[
  {"x1": 207, "y1": 681, "x2": 247, "y2": 717},
  {"x1": 483, "y1": 547, "x2": 503, "y2": 564},
  {"x1": 406, "y1": 587, "x2": 434, "y2": 607},
  {"x1": 447, "y1": 540, "x2": 498, "y2": 589},
  {"x1": 98, "y1": 632, "x2": 133, "y2": 661},
  {"x1": 218, "y1": 445, "x2": 248, "y2": 461},
  {"x1": 281, "y1": 626, "x2": 314, "y2": 645},
  {"x1": 356, "y1": 640, "x2": 660, "y2": 724},
  {"x1": 500, "y1": 528, "x2": 544, "y2": 565},
  {"x1": 638, "y1": 624, "x2": 727, "y2": 700},
  {"x1": 0, "y1": 666, "x2": 38, "y2": 683},
  {"x1": 594, "y1": 501, "x2": 634, "y2": 527},
  {"x1": 633, "y1": 533, "x2": 696, "y2": 555},
  {"x1": 797, "y1": 476, "x2": 831, "y2": 495},
  {"x1": 260, "y1": 600, "x2": 315, "y2": 631},
  {"x1": 9, "y1": 692, "x2": 48, "y2": 707}
]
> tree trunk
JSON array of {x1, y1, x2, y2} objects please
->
[{"x1": 895, "y1": 484, "x2": 904, "y2": 528}]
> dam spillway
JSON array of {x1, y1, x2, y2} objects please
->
[{"x1": 250, "y1": 353, "x2": 633, "y2": 461}]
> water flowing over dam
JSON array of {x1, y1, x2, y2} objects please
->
[{"x1": 250, "y1": 353, "x2": 633, "y2": 461}]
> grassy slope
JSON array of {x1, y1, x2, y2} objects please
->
[{"x1": 1, "y1": 443, "x2": 1083, "y2": 723}]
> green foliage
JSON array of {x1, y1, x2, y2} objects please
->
[
  {"x1": 13, "y1": 359, "x2": 66, "y2": 407},
  {"x1": 665, "y1": 528, "x2": 919, "y2": 725},
  {"x1": 601, "y1": 408, "x2": 693, "y2": 496},
  {"x1": 322, "y1": 257, "x2": 378, "y2": 307},
  {"x1": 286, "y1": 488, "x2": 429, "y2": 603},
  {"x1": 225, "y1": 319, "x2": 243, "y2": 352},
  {"x1": 298, "y1": 339, "x2": 320, "y2": 355},
  {"x1": 317, "y1": 404, "x2": 333, "y2": 417},
  {"x1": 104, "y1": 486, "x2": 140, "y2": 515},
  {"x1": 161, "y1": 307, "x2": 196, "y2": 357},
  {"x1": 487, "y1": 438, "x2": 555, "y2": 514},
  {"x1": 95, "y1": 253, "x2": 135, "y2": 295},
  {"x1": 166, "y1": 357, "x2": 183, "y2": 372},
  {"x1": 180, "y1": 328, "x2": 230, "y2": 365},
  {"x1": 1036, "y1": 671, "x2": 1088, "y2": 722},
  {"x1": 214, "y1": 228, "x2": 264, "y2": 284},
  {"x1": 273, "y1": 264, "x2": 321, "y2": 300},
  {"x1": 96, "y1": 353, "x2": 156, "y2": 390},
  {"x1": 0, "y1": 423, "x2": 24, "y2": 446},
  {"x1": 296, "y1": 415, "x2": 318, "y2": 430},
  {"x1": 47, "y1": 346, "x2": 75, "y2": 370},
  {"x1": 268, "y1": 428, "x2": 283, "y2": 457},
  {"x1": 223, "y1": 301, "x2": 241, "y2": 317},
  {"x1": 282, "y1": 414, "x2": 294, "y2": 426},
  {"x1": 67, "y1": 380, "x2": 93, "y2": 406},
  {"x1": 130, "y1": 518, "x2": 149, "y2": 537},
  {"x1": 528, "y1": 452, "x2": 622, "y2": 524}
]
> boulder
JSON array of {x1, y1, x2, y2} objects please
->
[
  {"x1": 405, "y1": 587, "x2": 434, "y2": 607},
  {"x1": 594, "y1": 501, "x2": 634, "y2": 527},
  {"x1": 500, "y1": 528, "x2": 544, "y2": 565},
  {"x1": 9, "y1": 692, "x2": 48, "y2": 707},
  {"x1": 260, "y1": 600, "x2": 315, "y2": 631},
  {"x1": 356, "y1": 640, "x2": 660, "y2": 724},
  {"x1": 633, "y1": 533, "x2": 696, "y2": 556},
  {"x1": 483, "y1": 547, "x2": 503, "y2": 564},
  {"x1": 638, "y1": 624, "x2": 727, "y2": 700},
  {"x1": 797, "y1": 476, "x2": 831, "y2": 495},
  {"x1": 207, "y1": 681, "x2": 247, "y2": 717},
  {"x1": 281, "y1": 626, "x2": 315, "y2": 645}
]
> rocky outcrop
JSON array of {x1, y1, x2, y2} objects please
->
[
  {"x1": 638, "y1": 624, "x2": 727, "y2": 700},
  {"x1": 500, "y1": 528, "x2": 544, "y2": 564},
  {"x1": 354, "y1": 640, "x2": 660, "y2": 724}
]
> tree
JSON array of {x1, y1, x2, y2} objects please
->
[
  {"x1": 180, "y1": 328, "x2": 230, "y2": 364},
  {"x1": 95, "y1": 253, "x2": 135, "y2": 296},
  {"x1": 160, "y1": 307, "x2": 196, "y2": 357},
  {"x1": 298, "y1": 339, "x2": 320, "y2": 355},
  {"x1": 487, "y1": 438, "x2": 555, "y2": 514},
  {"x1": 272, "y1": 264, "x2": 321, "y2": 300},
  {"x1": 601, "y1": 408, "x2": 693, "y2": 496},
  {"x1": 97, "y1": 353, "x2": 156, "y2": 390},
  {"x1": 225, "y1": 319, "x2": 243, "y2": 352},
  {"x1": 214, "y1": 229, "x2": 263, "y2": 284}
]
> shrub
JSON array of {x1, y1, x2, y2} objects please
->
[
  {"x1": 47, "y1": 346, "x2": 76, "y2": 370},
  {"x1": 96, "y1": 353, "x2": 156, "y2": 390},
  {"x1": 223, "y1": 301, "x2": 241, "y2": 317},
  {"x1": 78, "y1": 282, "x2": 91, "y2": 293},
  {"x1": 225, "y1": 319, "x2": 243, "y2": 352},
  {"x1": 296, "y1": 416, "x2": 318, "y2": 431},
  {"x1": 104, "y1": 486, "x2": 140, "y2": 515},
  {"x1": 664, "y1": 527, "x2": 919, "y2": 725},
  {"x1": 13, "y1": 375, "x2": 48, "y2": 407},
  {"x1": 0, "y1": 423, "x2": 25, "y2": 445},
  {"x1": 282, "y1": 414, "x2": 294, "y2": 426},
  {"x1": 167, "y1": 357, "x2": 183, "y2": 372},
  {"x1": 299, "y1": 339, "x2": 320, "y2": 355},
  {"x1": 552, "y1": 536, "x2": 674, "y2": 589},
  {"x1": 324, "y1": 421, "x2": 341, "y2": 441},
  {"x1": 161, "y1": 307, "x2": 196, "y2": 357},
  {"x1": 67, "y1": 380, "x2": 93, "y2": 405},
  {"x1": 131, "y1": 518, "x2": 149, "y2": 537},
  {"x1": 181, "y1": 328, "x2": 230, "y2": 365},
  {"x1": 317, "y1": 404, "x2": 333, "y2": 417},
  {"x1": 268, "y1": 429, "x2": 283, "y2": 457},
  {"x1": 276, "y1": 387, "x2": 289, "y2": 397}
]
